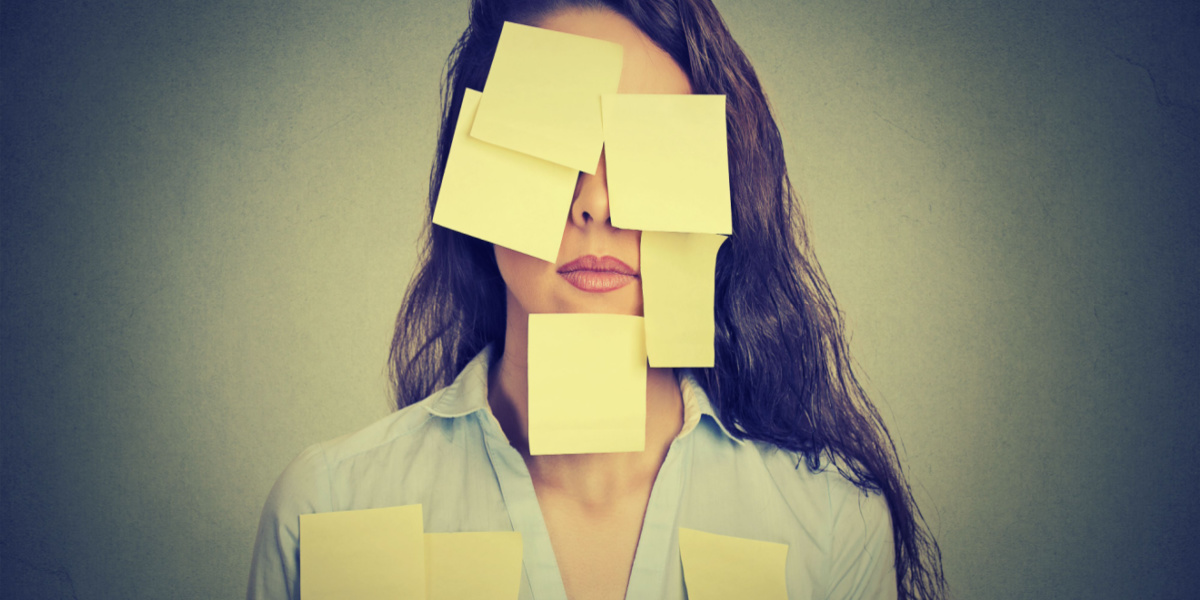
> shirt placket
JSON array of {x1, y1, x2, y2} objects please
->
[
  {"x1": 623, "y1": 427, "x2": 693, "y2": 600},
  {"x1": 478, "y1": 411, "x2": 570, "y2": 600},
  {"x1": 475, "y1": 397, "x2": 697, "y2": 600}
]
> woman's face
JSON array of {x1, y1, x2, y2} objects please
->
[{"x1": 494, "y1": 8, "x2": 693, "y2": 320}]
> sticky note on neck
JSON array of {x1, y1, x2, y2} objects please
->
[
  {"x1": 641, "y1": 232, "x2": 727, "y2": 367},
  {"x1": 300, "y1": 504, "x2": 426, "y2": 600},
  {"x1": 601, "y1": 94, "x2": 732, "y2": 234},
  {"x1": 471, "y1": 21, "x2": 623, "y2": 173},
  {"x1": 528, "y1": 313, "x2": 647, "y2": 455},
  {"x1": 426, "y1": 532, "x2": 523, "y2": 600},
  {"x1": 678, "y1": 527, "x2": 789, "y2": 600},
  {"x1": 432, "y1": 88, "x2": 578, "y2": 262}
]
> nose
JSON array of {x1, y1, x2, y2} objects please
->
[{"x1": 569, "y1": 149, "x2": 611, "y2": 228}]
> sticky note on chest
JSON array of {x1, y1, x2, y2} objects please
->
[
  {"x1": 426, "y1": 532, "x2": 523, "y2": 600},
  {"x1": 601, "y1": 94, "x2": 732, "y2": 234},
  {"x1": 471, "y1": 21, "x2": 623, "y2": 173},
  {"x1": 432, "y1": 88, "x2": 579, "y2": 262},
  {"x1": 528, "y1": 313, "x2": 647, "y2": 455},
  {"x1": 678, "y1": 527, "x2": 788, "y2": 600},
  {"x1": 641, "y1": 232, "x2": 727, "y2": 367},
  {"x1": 300, "y1": 504, "x2": 426, "y2": 600}
]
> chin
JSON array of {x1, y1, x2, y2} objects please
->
[{"x1": 554, "y1": 287, "x2": 643, "y2": 316}]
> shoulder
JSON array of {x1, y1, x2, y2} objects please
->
[
  {"x1": 247, "y1": 392, "x2": 460, "y2": 599},
  {"x1": 316, "y1": 396, "x2": 443, "y2": 468},
  {"x1": 268, "y1": 388, "x2": 468, "y2": 511},
  {"x1": 687, "y1": 401, "x2": 891, "y2": 537},
  {"x1": 760, "y1": 449, "x2": 894, "y2": 556},
  {"x1": 693, "y1": 440, "x2": 895, "y2": 596},
  {"x1": 249, "y1": 349, "x2": 495, "y2": 599},
  {"x1": 258, "y1": 396, "x2": 441, "y2": 518},
  {"x1": 757, "y1": 448, "x2": 896, "y2": 597},
  {"x1": 758, "y1": 445, "x2": 890, "y2": 524}
]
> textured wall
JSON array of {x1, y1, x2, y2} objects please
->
[{"x1": 3, "y1": 1, "x2": 1197, "y2": 599}]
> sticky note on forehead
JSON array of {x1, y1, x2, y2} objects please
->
[
  {"x1": 678, "y1": 527, "x2": 789, "y2": 600},
  {"x1": 602, "y1": 94, "x2": 732, "y2": 234},
  {"x1": 432, "y1": 88, "x2": 578, "y2": 263},
  {"x1": 300, "y1": 504, "x2": 426, "y2": 600},
  {"x1": 641, "y1": 232, "x2": 726, "y2": 367},
  {"x1": 425, "y1": 532, "x2": 523, "y2": 600},
  {"x1": 528, "y1": 313, "x2": 647, "y2": 455},
  {"x1": 471, "y1": 21, "x2": 623, "y2": 173}
]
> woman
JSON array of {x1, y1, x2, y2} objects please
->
[{"x1": 249, "y1": 0, "x2": 946, "y2": 598}]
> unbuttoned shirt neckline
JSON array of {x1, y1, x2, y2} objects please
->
[
  {"x1": 247, "y1": 345, "x2": 898, "y2": 600},
  {"x1": 424, "y1": 346, "x2": 743, "y2": 600}
]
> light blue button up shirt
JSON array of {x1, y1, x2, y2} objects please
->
[{"x1": 248, "y1": 347, "x2": 896, "y2": 599}]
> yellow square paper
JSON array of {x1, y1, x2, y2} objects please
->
[
  {"x1": 425, "y1": 532, "x2": 523, "y2": 600},
  {"x1": 433, "y1": 88, "x2": 578, "y2": 262},
  {"x1": 471, "y1": 21, "x2": 623, "y2": 173},
  {"x1": 678, "y1": 527, "x2": 789, "y2": 600},
  {"x1": 641, "y1": 232, "x2": 727, "y2": 367},
  {"x1": 300, "y1": 504, "x2": 426, "y2": 600},
  {"x1": 528, "y1": 313, "x2": 647, "y2": 455},
  {"x1": 601, "y1": 94, "x2": 732, "y2": 234}
]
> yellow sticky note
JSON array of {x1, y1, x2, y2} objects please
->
[
  {"x1": 471, "y1": 21, "x2": 623, "y2": 173},
  {"x1": 433, "y1": 88, "x2": 579, "y2": 262},
  {"x1": 601, "y1": 94, "x2": 732, "y2": 234},
  {"x1": 300, "y1": 504, "x2": 426, "y2": 600},
  {"x1": 528, "y1": 313, "x2": 647, "y2": 455},
  {"x1": 425, "y1": 532, "x2": 523, "y2": 600},
  {"x1": 678, "y1": 528, "x2": 789, "y2": 600},
  {"x1": 641, "y1": 232, "x2": 727, "y2": 367}
]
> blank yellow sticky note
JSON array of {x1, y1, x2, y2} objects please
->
[
  {"x1": 528, "y1": 313, "x2": 647, "y2": 455},
  {"x1": 678, "y1": 528, "x2": 789, "y2": 600},
  {"x1": 300, "y1": 504, "x2": 426, "y2": 600},
  {"x1": 471, "y1": 21, "x2": 623, "y2": 173},
  {"x1": 425, "y1": 532, "x2": 523, "y2": 600},
  {"x1": 641, "y1": 232, "x2": 727, "y2": 367},
  {"x1": 433, "y1": 88, "x2": 578, "y2": 262},
  {"x1": 601, "y1": 94, "x2": 732, "y2": 234}
]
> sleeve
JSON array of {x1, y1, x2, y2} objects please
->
[
  {"x1": 824, "y1": 486, "x2": 898, "y2": 600},
  {"x1": 247, "y1": 443, "x2": 333, "y2": 600}
]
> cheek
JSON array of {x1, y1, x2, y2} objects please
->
[{"x1": 494, "y1": 245, "x2": 552, "y2": 303}]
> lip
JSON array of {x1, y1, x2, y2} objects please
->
[{"x1": 557, "y1": 255, "x2": 639, "y2": 293}]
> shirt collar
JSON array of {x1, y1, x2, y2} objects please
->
[
  {"x1": 424, "y1": 346, "x2": 745, "y2": 446},
  {"x1": 424, "y1": 346, "x2": 494, "y2": 418},
  {"x1": 676, "y1": 369, "x2": 745, "y2": 445}
]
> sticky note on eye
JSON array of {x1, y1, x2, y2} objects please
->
[
  {"x1": 641, "y1": 232, "x2": 727, "y2": 367},
  {"x1": 471, "y1": 21, "x2": 623, "y2": 173},
  {"x1": 425, "y1": 532, "x2": 523, "y2": 600},
  {"x1": 601, "y1": 94, "x2": 732, "y2": 234},
  {"x1": 300, "y1": 504, "x2": 426, "y2": 600},
  {"x1": 528, "y1": 313, "x2": 647, "y2": 455},
  {"x1": 433, "y1": 88, "x2": 579, "y2": 262},
  {"x1": 678, "y1": 527, "x2": 789, "y2": 600}
]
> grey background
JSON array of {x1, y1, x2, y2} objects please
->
[{"x1": 3, "y1": 0, "x2": 1197, "y2": 598}]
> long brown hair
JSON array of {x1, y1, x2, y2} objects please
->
[{"x1": 389, "y1": 1, "x2": 947, "y2": 597}]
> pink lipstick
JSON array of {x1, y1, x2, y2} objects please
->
[{"x1": 557, "y1": 255, "x2": 638, "y2": 293}]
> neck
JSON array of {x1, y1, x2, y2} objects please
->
[{"x1": 487, "y1": 294, "x2": 684, "y2": 505}]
